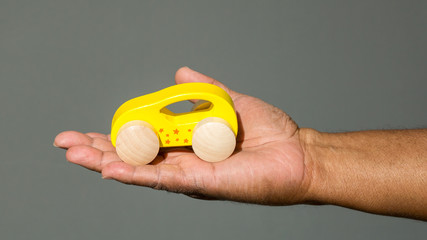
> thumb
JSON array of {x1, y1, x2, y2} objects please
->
[{"x1": 175, "y1": 67, "x2": 240, "y2": 100}]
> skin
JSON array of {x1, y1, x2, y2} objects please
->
[
  {"x1": 304, "y1": 129, "x2": 427, "y2": 220},
  {"x1": 54, "y1": 67, "x2": 427, "y2": 221}
]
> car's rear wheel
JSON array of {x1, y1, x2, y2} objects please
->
[
  {"x1": 192, "y1": 117, "x2": 236, "y2": 162},
  {"x1": 115, "y1": 120, "x2": 159, "y2": 165}
]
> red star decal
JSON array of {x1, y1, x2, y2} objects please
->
[
  {"x1": 173, "y1": 129, "x2": 179, "y2": 134},
  {"x1": 184, "y1": 139, "x2": 188, "y2": 143},
  {"x1": 159, "y1": 128, "x2": 164, "y2": 133},
  {"x1": 166, "y1": 134, "x2": 169, "y2": 137},
  {"x1": 176, "y1": 138, "x2": 179, "y2": 142},
  {"x1": 188, "y1": 129, "x2": 191, "y2": 132},
  {"x1": 165, "y1": 139, "x2": 170, "y2": 144}
]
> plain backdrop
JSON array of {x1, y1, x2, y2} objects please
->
[{"x1": 1, "y1": 0, "x2": 426, "y2": 239}]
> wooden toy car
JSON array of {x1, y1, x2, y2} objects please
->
[{"x1": 111, "y1": 83, "x2": 238, "y2": 165}]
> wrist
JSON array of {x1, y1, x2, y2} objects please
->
[
  {"x1": 298, "y1": 128, "x2": 427, "y2": 220},
  {"x1": 297, "y1": 128, "x2": 325, "y2": 205},
  {"x1": 298, "y1": 129, "x2": 352, "y2": 206}
]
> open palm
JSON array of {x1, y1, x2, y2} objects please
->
[{"x1": 54, "y1": 67, "x2": 309, "y2": 205}]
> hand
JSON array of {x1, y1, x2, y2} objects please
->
[{"x1": 54, "y1": 67, "x2": 310, "y2": 205}]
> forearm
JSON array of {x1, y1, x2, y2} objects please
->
[{"x1": 300, "y1": 128, "x2": 427, "y2": 220}]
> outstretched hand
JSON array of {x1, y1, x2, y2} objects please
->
[{"x1": 54, "y1": 67, "x2": 310, "y2": 205}]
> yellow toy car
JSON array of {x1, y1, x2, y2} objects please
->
[{"x1": 111, "y1": 83, "x2": 238, "y2": 165}]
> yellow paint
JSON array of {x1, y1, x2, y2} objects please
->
[{"x1": 111, "y1": 83, "x2": 238, "y2": 148}]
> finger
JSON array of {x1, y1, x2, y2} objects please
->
[
  {"x1": 66, "y1": 145, "x2": 122, "y2": 172},
  {"x1": 161, "y1": 151, "x2": 199, "y2": 165},
  {"x1": 152, "y1": 148, "x2": 195, "y2": 165},
  {"x1": 54, "y1": 131, "x2": 91, "y2": 148},
  {"x1": 101, "y1": 161, "x2": 177, "y2": 189},
  {"x1": 102, "y1": 161, "x2": 206, "y2": 195},
  {"x1": 90, "y1": 137, "x2": 116, "y2": 152},
  {"x1": 174, "y1": 67, "x2": 241, "y2": 101},
  {"x1": 54, "y1": 131, "x2": 115, "y2": 152},
  {"x1": 86, "y1": 132, "x2": 109, "y2": 140}
]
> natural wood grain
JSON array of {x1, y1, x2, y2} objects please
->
[
  {"x1": 115, "y1": 120, "x2": 159, "y2": 165},
  {"x1": 192, "y1": 117, "x2": 236, "y2": 162}
]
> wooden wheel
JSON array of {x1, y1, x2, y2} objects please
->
[
  {"x1": 115, "y1": 120, "x2": 159, "y2": 165},
  {"x1": 192, "y1": 117, "x2": 236, "y2": 162}
]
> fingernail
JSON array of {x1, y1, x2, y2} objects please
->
[
  {"x1": 102, "y1": 175, "x2": 112, "y2": 180},
  {"x1": 53, "y1": 142, "x2": 59, "y2": 147}
]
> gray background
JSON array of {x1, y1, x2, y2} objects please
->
[{"x1": 1, "y1": 0, "x2": 426, "y2": 239}]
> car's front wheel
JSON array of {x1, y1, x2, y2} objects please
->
[{"x1": 115, "y1": 120, "x2": 159, "y2": 165}]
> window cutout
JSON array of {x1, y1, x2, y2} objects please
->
[
  {"x1": 191, "y1": 100, "x2": 212, "y2": 111},
  {"x1": 162, "y1": 100, "x2": 212, "y2": 114}
]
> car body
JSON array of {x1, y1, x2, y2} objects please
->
[{"x1": 111, "y1": 82, "x2": 238, "y2": 148}]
